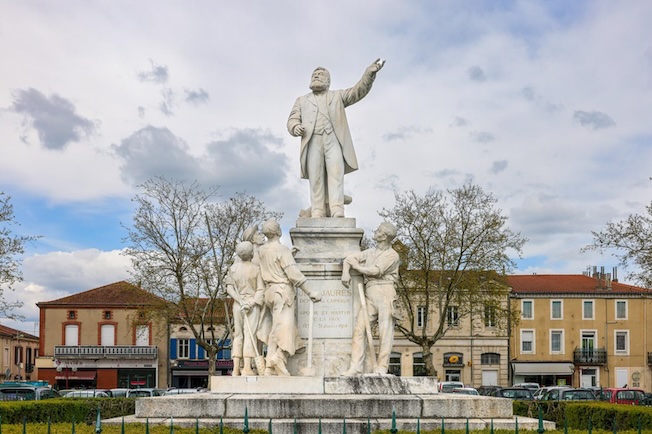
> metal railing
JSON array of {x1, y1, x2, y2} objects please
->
[
  {"x1": 54, "y1": 345, "x2": 158, "y2": 360},
  {"x1": 573, "y1": 347, "x2": 607, "y2": 365}
]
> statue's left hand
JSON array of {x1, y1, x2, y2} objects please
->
[{"x1": 309, "y1": 292, "x2": 323, "y2": 303}]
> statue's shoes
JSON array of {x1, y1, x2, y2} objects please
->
[{"x1": 341, "y1": 368, "x2": 361, "y2": 377}]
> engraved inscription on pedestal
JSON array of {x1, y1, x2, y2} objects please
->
[{"x1": 298, "y1": 280, "x2": 352, "y2": 339}]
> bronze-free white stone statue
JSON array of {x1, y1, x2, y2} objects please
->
[
  {"x1": 225, "y1": 241, "x2": 265, "y2": 376},
  {"x1": 257, "y1": 219, "x2": 322, "y2": 376},
  {"x1": 341, "y1": 222, "x2": 400, "y2": 376},
  {"x1": 288, "y1": 59, "x2": 385, "y2": 218}
]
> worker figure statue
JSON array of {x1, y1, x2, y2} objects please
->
[
  {"x1": 341, "y1": 222, "x2": 400, "y2": 376},
  {"x1": 287, "y1": 59, "x2": 385, "y2": 218}
]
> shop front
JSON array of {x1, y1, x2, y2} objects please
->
[
  {"x1": 443, "y1": 352, "x2": 465, "y2": 382},
  {"x1": 511, "y1": 362, "x2": 574, "y2": 387},
  {"x1": 171, "y1": 359, "x2": 233, "y2": 388}
]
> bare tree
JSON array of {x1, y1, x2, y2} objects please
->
[
  {"x1": 123, "y1": 177, "x2": 280, "y2": 375},
  {"x1": 584, "y1": 201, "x2": 652, "y2": 288},
  {"x1": 379, "y1": 184, "x2": 526, "y2": 376},
  {"x1": 0, "y1": 192, "x2": 39, "y2": 319}
]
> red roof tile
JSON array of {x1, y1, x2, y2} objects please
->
[
  {"x1": 507, "y1": 274, "x2": 650, "y2": 295},
  {"x1": 36, "y1": 281, "x2": 165, "y2": 307},
  {"x1": 0, "y1": 324, "x2": 38, "y2": 340}
]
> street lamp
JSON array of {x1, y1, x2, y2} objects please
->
[{"x1": 56, "y1": 365, "x2": 77, "y2": 389}]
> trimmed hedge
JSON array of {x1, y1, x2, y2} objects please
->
[
  {"x1": 0, "y1": 398, "x2": 135, "y2": 424},
  {"x1": 513, "y1": 400, "x2": 652, "y2": 431}
]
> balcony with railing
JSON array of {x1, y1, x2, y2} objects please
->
[
  {"x1": 54, "y1": 345, "x2": 158, "y2": 360},
  {"x1": 573, "y1": 347, "x2": 607, "y2": 365}
]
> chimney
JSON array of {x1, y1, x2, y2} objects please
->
[
  {"x1": 592, "y1": 266, "x2": 598, "y2": 278},
  {"x1": 613, "y1": 267, "x2": 619, "y2": 283},
  {"x1": 606, "y1": 273, "x2": 612, "y2": 290}
]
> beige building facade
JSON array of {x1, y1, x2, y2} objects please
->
[
  {"x1": 509, "y1": 271, "x2": 652, "y2": 389},
  {"x1": 35, "y1": 281, "x2": 169, "y2": 389},
  {"x1": 0, "y1": 324, "x2": 39, "y2": 381}
]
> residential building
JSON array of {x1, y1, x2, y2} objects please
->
[
  {"x1": 390, "y1": 292, "x2": 510, "y2": 386},
  {"x1": 508, "y1": 270, "x2": 652, "y2": 389},
  {"x1": 0, "y1": 324, "x2": 39, "y2": 381},
  {"x1": 168, "y1": 297, "x2": 233, "y2": 386},
  {"x1": 169, "y1": 324, "x2": 231, "y2": 387},
  {"x1": 35, "y1": 281, "x2": 169, "y2": 389}
]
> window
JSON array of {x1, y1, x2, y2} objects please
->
[
  {"x1": 615, "y1": 330, "x2": 629, "y2": 355},
  {"x1": 484, "y1": 305, "x2": 496, "y2": 327},
  {"x1": 520, "y1": 329, "x2": 535, "y2": 354},
  {"x1": 551, "y1": 300, "x2": 563, "y2": 320},
  {"x1": 216, "y1": 339, "x2": 231, "y2": 360},
  {"x1": 64, "y1": 324, "x2": 79, "y2": 346},
  {"x1": 550, "y1": 330, "x2": 564, "y2": 354},
  {"x1": 417, "y1": 306, "x2": 426, "y2": 328},
  {"x1": 136, "y1": 325, "x2": 150, "y2": 346},
  {"x1": 100, "y1": 324, "x2": 115, "y2": 346},
  {"x1": 481, "y1": 352, "x2": 500, "y2": 365},
  {"x1": 388, "y1": 352, "x2": 402, "y2": 376},
  {"x1": 521, "y1": 300, "x2": 533, "y2": 319},
  {"x1": 103, "y1": 311, "x2": 112, "y2": 320},
  {"x1": 178, "y1": 339, "x2": 190, "y2": 359},
  {"x1": 583, "y1": 300, "x2": 594, "y2": 320},
  {"x1": 615, "y1": 300, "x2": 627, "y2": 320},
  {"x1": 67, "y1": 310, "x2": 76, "y2": 320},
  {"x1": 446, "y1": 306, "x2": 459, "y2": 327},
  {"x1": 412, "y1": 352, "x2": 426, "y2": 376}
]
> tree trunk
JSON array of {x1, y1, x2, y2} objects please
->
[
  {"x1": 422, "y1": 343, "x2": 437, "y2": 377},
  {"x1": 207, "y1": 350, "x2": 217, "y2": 376}
]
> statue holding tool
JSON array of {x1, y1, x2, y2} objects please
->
[{"x1": 340, "y1": 222, "x2": 400, "y2": 376}]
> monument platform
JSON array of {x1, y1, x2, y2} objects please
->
[{"x1": 114, "y1": 377, "x2": 555, "y2": 433}]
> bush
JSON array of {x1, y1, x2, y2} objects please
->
[
  {"x1": 513, "y1": 400, "x2": 652, "y2": 431},
  {"x1": 0, "y1": 398, "x2": 135, "y2": 424}
]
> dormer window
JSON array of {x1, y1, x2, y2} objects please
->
[
  {"x1": 67, "y1": 311, "x2": 76, "y2": 320},
  {"x1": 103, "y1": 311, "x2": 112, "y2": 320}
]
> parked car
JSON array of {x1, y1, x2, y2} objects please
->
[
  {"x1": 542, "y1": 387, "x2": 596, "y2": 401},
  {"x1": 491, "y1": 387, "x2": 534, "y2": 400},
  {"x1": 449, "y1": 387, "x2": 479, "y2": 396},
  {"x1": 439, "y1": 381, "x2": 464, "y2": 393},
  {"x1": 110, "y1": 388, "x2": 130, "y2": 398},
  {"x1": 533, "y1": 386, "x2": 571, "y2": 400},
  {"x1": 126, "y1": 388, "x2": 165, "y2": 398},
  {"x1": 0, "y1": 385, "x2": 61, "y2": 401},
  {"x1": 512, "y1": 382, "x2": 540, "y2": 390},
  {"x1": 601, "y1": 388, "x2": 646, "y2": 405},
  {"x1": 477, "y1": 385, "x2": 501, "y2": 396},
  {"x1": 64, "y1": 389, "x2": 111, "y2": 398}
]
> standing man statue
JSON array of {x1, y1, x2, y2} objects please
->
[
  {"x1": 287, "y1": 59, "x2": 385, "y2": 218},
  {"x1": 340, "y1": 222, "x2": 400, "y2": 376},
  {"x1": 258, "y1": 218, "x2": 322, "y2": 376}
]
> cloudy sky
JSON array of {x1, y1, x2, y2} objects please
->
[{"x1": 1, "y1": 1, "x2": 651, "y2": 334}]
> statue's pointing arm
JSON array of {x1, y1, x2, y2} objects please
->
[{"x1": 342, "y1": 58, "x2": 385, "y2": 107}]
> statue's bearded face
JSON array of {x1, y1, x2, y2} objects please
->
[{"x1": 310, "y1": 68, "x2": 330, "y2": 92}]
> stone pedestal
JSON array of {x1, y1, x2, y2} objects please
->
[
  {"x1": 112, "y1": 377, "x2": 555, "y2": 432},
  {"x1": 288, "y1": 217, "x2": 364, "y2": 377}
]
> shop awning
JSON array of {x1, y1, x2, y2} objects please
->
[
  {"x1": 172, "y1": 370, "x2": 209, "y2": 377},
  {"x1": 55, "y1": 370, "x2": 97, "y2": 380},
  {"x1": 512, "y1": 363, "x2": 573, "y2": 375}
]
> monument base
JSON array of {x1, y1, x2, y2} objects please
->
[
  {"x1": 210, "y1": 375, "x2": 438, "y2": 394},
  {"x1": 108, "y1": 377, "x2": 555, "y2": 432}
]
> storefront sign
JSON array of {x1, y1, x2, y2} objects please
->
[{"x1": 443, "y1": 352, "x2": 464, "y2": 367}]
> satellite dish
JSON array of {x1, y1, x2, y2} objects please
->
[{"x1": 4, "y1": 368, "x2": 11, "y2": 378}]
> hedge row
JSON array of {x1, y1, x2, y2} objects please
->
[
  {"x1": 0, "y1": 398, "x2": 135, "y2": 424},
  {"x1": 513, "y1": 400, "x2": 652, "y2": 431}
]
